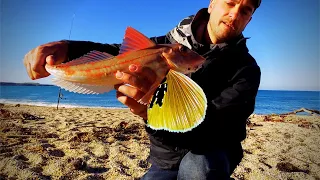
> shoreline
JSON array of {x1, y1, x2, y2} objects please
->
[
  {"x1": 0, "y1": 101, "x2": 128, "y2": 110},
  {"x1": 2, "y1": 102, "x2": 318, "y2": 116},
  {"x1": 1, "y1": 103, "x2": 319, "y2": 179}
]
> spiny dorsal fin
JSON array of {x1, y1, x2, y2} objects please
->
[{"x1": 119, "y1": 27, "x2": 156, "y2": 54}]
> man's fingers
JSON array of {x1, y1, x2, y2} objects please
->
[
  {"x1": 115, "y1": 71, "x2": 150, "y2": 93},
  {"x1": 31, "y1": 48, "x2": 47, "y2": 74},
  {"x1": 114, "y1": 83, "x2": 145, "y2": 100},
  {"x1": 116, "y1": 91, "x2": 147, "y2": 119},
  {"x1": 46, "y1": 55, "x2": 56, "y2": 65},
  {"x1": 23, "y1": 41, "x2": 68, "y2": 80},
  {"x1": 128, "y1": 64, "x2": 157, "y2": 85},
  {"x1": 26, "y1": 63, "x2": 35, "y2": 80},
  {"x1": 30, "y1": 60, "x2": 50, "y2": 79}
]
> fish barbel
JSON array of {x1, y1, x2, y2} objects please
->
[{"x1": 45, "y1": 27, "x2": 207, "y2": 132}]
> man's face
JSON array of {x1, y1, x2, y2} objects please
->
[{"x1": 207, "y1": 0, "x2": 255, "y2": 43}]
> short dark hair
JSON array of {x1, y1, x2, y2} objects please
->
[{"x1": 253, "y1": 0, "x2": 261, "y2": 9}]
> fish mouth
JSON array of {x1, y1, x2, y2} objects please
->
[{"x1": 194, "y1": 64, "x2": 202, "y2": 71}]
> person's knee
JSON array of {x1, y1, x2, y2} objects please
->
[
  {"x1": 178, "y1": 153, "x2": 208, "y2": 179},
  {"x1": 177, "y1": 151, "x2": 231, "y2": 180}
]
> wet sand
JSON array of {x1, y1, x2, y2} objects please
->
[{"x1": 0, "y1": 103, "x2": 319, "y2": 179}]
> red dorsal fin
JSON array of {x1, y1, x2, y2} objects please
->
[{"x1": 119, "y1": 26, "x2": 156, "y2": 54}]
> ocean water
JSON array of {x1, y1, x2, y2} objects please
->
[{"x1": 0, "y1": 85, "x2": 319, "y2": 115}]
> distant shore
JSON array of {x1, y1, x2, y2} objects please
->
[
  {"x1": 0, "y1": 82, "x2": 53, "y2": 86},
  {"x1": 0, "y1": 103, "x2": 319, "y2": 179}
]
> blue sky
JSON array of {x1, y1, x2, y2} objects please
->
[{"x1": 0, "y1": 0, "x2": 319, "y2": 91}]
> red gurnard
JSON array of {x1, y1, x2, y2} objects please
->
[{"x1": 45, "y1": 27, "x2": 207, "y2": 132}]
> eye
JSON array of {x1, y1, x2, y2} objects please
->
[
  {"x1": 241, "y1": 7, "x2": 253, "y2": 16},
  {"x1": 225, "y1": 0, "x2": 236, "y2": 6},
  {"x1": 179, "y1": 45, "x2": 188, "y2": 53}
]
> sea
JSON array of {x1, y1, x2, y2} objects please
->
[{"x1": 0, "y1": 85, "x2": 319, "y2": 115}]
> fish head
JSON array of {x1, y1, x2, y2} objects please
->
[{"x1": 161, "y1": 44, "x2": 206, "y2": 74}]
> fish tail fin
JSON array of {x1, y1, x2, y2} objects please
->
[{"x1": 147, "y1": 70, "x2": 207, "y2": 133}]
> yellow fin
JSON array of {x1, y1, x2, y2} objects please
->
[{"x1": 147, "y1": 69, "x2": 207, "y2": 133}]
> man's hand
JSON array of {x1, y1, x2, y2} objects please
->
[
  {"x1": 114, "y1": 64, "x2": 157, "y2": 120},
  {"x1": 23, "y1": 41, "x2": 68, "y2": 80}
]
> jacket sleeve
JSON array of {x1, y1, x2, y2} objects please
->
[
  {"x1": 212, "y1": 64, "x2": 261, "y2": 115},
  {"x1": 206, "y1": 64, "x2": 261, "y2": 141},
  {"x1": 64, "y1": 40, "x2": 121, "y2": 62}
]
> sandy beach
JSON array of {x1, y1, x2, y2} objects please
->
[{"x1": 0, "y1": 103, "x2": 319, "y2": 180}]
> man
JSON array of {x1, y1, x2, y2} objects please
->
[{"x1": 23, "y1": 0, "x2": 261, "y2": 179}]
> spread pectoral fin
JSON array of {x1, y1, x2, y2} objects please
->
[{"x1": 147, "y1": 70, "x2": 207, "y2": 133}]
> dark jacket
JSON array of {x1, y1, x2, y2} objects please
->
[{"x1": 66, "y1": 8, "x2": 261, "y2": 170}]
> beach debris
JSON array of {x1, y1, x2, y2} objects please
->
[
  {"x1": 68, "y1": 132, "x2": 93, "y2": 143},
  {"x1": 138, "y1": 160, "x2": 149, "y2": 169},
  {"x1": 279, "y1": 108, "x2": 320, "y2": 116},
  {"x1": 48, "y1": 149, "x2": 65, "y2": 157},
  {"x1": 276, "y1": 162, "x2": 310, "y2": 174},
  {"x1": 0, "y1": 109, "x2": 13, "y2": 119},
  {"x1": 25, "y1": 144, "x2": 46, "y2": 153},
  {"x1": 115, "y1": 121, "x2": 129, "y2": 131},
  {"x1": 246, "y1": 119, "x2": 263, "y2": 129},
  {"x1": 29, "y1": 166, "x2": 43, "y2": 174},
  {"x1": 44, "y1": 133, "x2": 59, "y2": 139},
  {"x1": 13, "y1": 154, "x2": 29, "y2": 161},
  {"x1": 261, "y1": 113, "x2": 319, "y2": 129},
  {"x1": 263, "y1": 115, "x2": 284, "y2": 122},
  {"x1": 259, "y1": 159, "x2": 272, "y2": 169},
  {"x1": 0, "y1": 108, "x2": 45, "y2": 121},
  {"x1": 116, "y1": 161, "x2": 130, "y2": 176},
  {"x1": 297, "y1": 121, "x2": 313, "y2": 129},
  {"x1": 86, "y1": 175, "x2": 104, "y2": 180},
  {"x1": 71, "y1": 158, "x2": 87, "y2": 170},
  {"x1": 20, "y1": 112, "x2": 45, "y2": 120},
  {"x1": 243, "y1": 149, "x2": 253, "y2": 154}
]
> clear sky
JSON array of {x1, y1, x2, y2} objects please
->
[{"x1": 1, "y1": 0, "x2": 319, "y2": 91}]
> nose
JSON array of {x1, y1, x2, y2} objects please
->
[{"x1": 229, "y1": 7, "x2": 240, "y2": 21}]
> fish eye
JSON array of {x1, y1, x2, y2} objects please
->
[{"x1": 179, "y1": 45, "x2": 188, "y2": 53}]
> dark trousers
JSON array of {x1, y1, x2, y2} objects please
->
[{"x1": 140, "y1": 147, "x2": 243, "y2": 180}]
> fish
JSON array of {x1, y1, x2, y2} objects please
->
[{"x1": 45, "y1": 26, "x2": 207, "y2": 133}]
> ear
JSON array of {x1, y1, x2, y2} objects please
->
[{"x1": 208, "y1": 0, "x2": 215, "y2": 13}]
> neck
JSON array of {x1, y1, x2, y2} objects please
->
[{"x1": 195, "y1": 22, "x2": 219, "y2": 45}]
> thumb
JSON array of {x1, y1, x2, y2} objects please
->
[{"x1": 46, "y1": 55, "x2": 59, "y2": 65}]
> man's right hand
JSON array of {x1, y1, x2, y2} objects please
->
[
  {"x1": 23, "y1": 41, "x2": 68, "y2": 80},
  {"x1": 115, "y1": 65, "x2": 157, "y2": 120}
]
